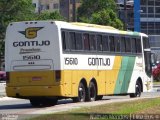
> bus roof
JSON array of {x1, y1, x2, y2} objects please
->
[
  {"x1": 9, "y1": 20, "x2": 148, "y2": 37},
  {"x1": 54, "y1": 21, "x2": 147, "y2": 37},
  {"x1": 70, "y1": 22, "x2": 117, "y2": 30}
]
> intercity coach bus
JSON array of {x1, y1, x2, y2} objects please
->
[{"x1": 5, "y1": 21, "x2": 152, "y2": 106}]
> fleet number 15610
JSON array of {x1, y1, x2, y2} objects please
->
[
  {"x1": 64, "y1": 57, "x2": 78, "y2": 65},
  {"x1": 23, "y1": 55, "x2": 40, "y2": 60}
]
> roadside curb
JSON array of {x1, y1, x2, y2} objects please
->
[
  {"x1": 0, "y1": 97, "x2": 19, "y2": 101},
  {"x1": 153, "y1": 85, "x2": 160, "y2": 87},
  {"x1": 153, "y1": 84, "x2": 160, "y2": 92},
  {"x1": 152, "y1": 88, "x2": 160, "y2": 92}
]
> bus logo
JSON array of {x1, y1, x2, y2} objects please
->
[{"x1": 19, "y1": 27, "x2": 43, "y2": 39}]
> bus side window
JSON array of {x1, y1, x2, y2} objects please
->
[
  {"x1": 121, "y1": 37, "x2": 126, "y2": 52},
  {"x1": 136, "y1": 38, "x2": 142, "y2": 53},
  {"x1": 131, "y1": 38, "x2": 136, "y2": 53},
  {"x1": 69, "y1": 32, "x2": 76, "y2": 50},
  {"x1": 109, "y1": 36, "x2": 115, "y2": 52},
  {"x1": 97, "y1": 35, "x2": 102, "y2": 51},
  {"x1": 62, "y1": 31, "x2": 69, "y2": 51},
  {"x1": 83, "y1": 33, "x2": 90, "y2": 50},
  {"x1": 102, "y1": 35, "x2": 109, "y2": 51},
  {"x1": 125, "y1": 37, "x2": 131, "y2": 53},
  {"x1": 89, "y1": 34, "x2": 96, "y2": 51},
  {"x1": 143, "y1": 37, "x2": 150, "y2": 49},
  {"x1": 75, "y1": 33, "x2": 83, "y2": 50},
  {"x1": 115, "y1": 36, "x2": 120, "y2": 52}
]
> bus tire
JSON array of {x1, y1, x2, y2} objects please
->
[
  {"x1": 41, "y1": 98, "x2": 58, "y2": 106},
  {"x1": 30, "y1": 99, "x2": 41, "y2": 107},
  {"x1": 30, "y1": 98, "x2": 57, "y2": 107},
  {"x1": 130, "y1": 81, "x2": 141, "y2": 98},
  {"x1": 96, "y1": 95, "x2": 103, "y2": 100},
  {"x1": 73, "y1": 82, "x2": 86, "y2": 102},
  {"x1": 89, "y1": 82, "x2": 97, "y2": 101}
]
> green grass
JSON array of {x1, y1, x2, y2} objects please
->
[{"x1": 30, "y1": 97, "x2": 160, "y2": 120}]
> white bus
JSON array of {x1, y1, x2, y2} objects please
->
[{"x1": 5, "y1": 21, "x2": 152, "y2": 106}]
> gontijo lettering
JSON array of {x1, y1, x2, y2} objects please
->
[
  {"x1": 13, "y1": 40, "x2": 50, "y2": 47},
  {"x1": 88, "y1": 57, "x2": 110, "y2": 66}
]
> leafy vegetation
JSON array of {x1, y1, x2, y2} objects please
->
[
  {"x1": 77, "y1": 0, "x2": 123, "y2": 30},
  {"x1": 0, "y1": 0, "x2": 63, "y2": 56},
  {"x1": 0, "y1": 0, "x2": 34, "y2": 39},
  {"x1": 35, "y1": 11, "x2": 64, "y2": 21},
  {"x1": 0, "y1": 0, "x2": 34, "y2": 55}
]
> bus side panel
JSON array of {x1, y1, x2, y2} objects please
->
[
  {"x1": 121, "y1": 57, "x2": 136, "y2": 93},
  {"x1": 127, "y1": 56, "x2": 144, "y2": 93},
  {"x1": 62, "y1": 70, "x2": 72, "y2": 96},
  {"x1": 114, "y1": 56, "x2": 136, "y2": 94},
  {"x1": 96, "y1": 70, "x2": 106, "y2": 95},
  {"x1": 61, "y1": 70, "x2": 95, "y2": 97},
  {"x1": 71, "y1": 70, "x2": 78, "y2": 96},
  {"x1": 105, "y1": 56, "x2": 122, "y2": 95},
  {"x1": 71, "y1": 70, "x2": 98, "y2": 97}
]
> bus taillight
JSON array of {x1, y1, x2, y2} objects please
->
[
  {"x1": 55, "y1": 70, "x2": 61, "y2": 81},
  {"x1": 6, "y1": 72, "x2": 10, "y2": 83}
]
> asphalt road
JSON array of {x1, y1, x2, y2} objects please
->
[{"x1": 0, "y1": 92, "x2": 160, "y2": 120}]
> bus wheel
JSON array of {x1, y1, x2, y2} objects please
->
[
  {"x1": 73, "y1": 82, "x2": 86, "y2": 102},
  {"x1": 50, "y1": 99, "x2": 58, "y2": 105},
  {"x1": 96, "y1": 95, "x2": 103, "y2": 100},
  {"x1": 89, "y1": 82, "x2": 97, "y2": 101},
  {"x1": 130, "y1": 81, "x2": 141, "y2": 98},
  {"x1": 30, "y1": 99, "x2": 41, "y2": 107},
  {"x1": 41, "y1": 98, "x2": 58, "y2": 106}
]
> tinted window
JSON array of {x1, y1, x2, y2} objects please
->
[
  {"x1": 125, "y1": 37, "x2": 131, "y2": 52},
  {"x1": 144, "y1": 51, "x2": 152, "y2": 77},
  {"x1": 143, "y1": 37, "x2": 150, "y2": 49},
  {"x1": 62, "y1": 31, "x2": 69, "y2": 51},
  {"x1": 62, "y1": 31, "x2": 66, "y2": 50},
  {"x1": 69, "y1": 32, "x2": 76, "y2": 50},
  {"x1": 102, "y1": 35, "x2": 109, "y2": 51},
  {"x1": 97, "y1": 35, "x2": 102, "y2": 51},
  {"x1": 121, "y1": 37, "x2": 126, "y2": 52},
  {"x1": 131, "y1": 38, "x2": 136, "y2": 53},
  {"x1": 75, "y1": 33, "x2": 83, "y2": 50},
  {"x1": 89, "y1": 34, "x2": 96, "y2": 51},
  {"x1": 62, "y1": 30, "x2": 143, "y2": 55},
  {"x1": 83, "y1": 33, "x2": 89, "y2": 50},
  {"x1": 109, "y1": 36, "x2": 115, "y2": 52},
  {"x1": 115, "y1": 36, "x2": 120, "y2": 52},
  {"x1": 136, "y1": 38, "x2": 142, "y2": 53},
  {"x1": 141, "y1": 0, "x2": 147, "y2": 5}
]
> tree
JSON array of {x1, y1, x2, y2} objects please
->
[
  {"x1": 0, "y1": 0, "x2": 35, "y2": 56},
  {"x1": 0, "y1": 0, "x2": 64, "y2": 57},
  {"x1": 0, "y1": 0, "x2": 35, "y2": 39},
  {"x1": 91, "y1": 9, "x2": 123, "y2": 30},
  {"x1": 77, "y1": 0, "x2": 123, "y2": 30},
  {"x1": 36, "y1": 11, "x2": 64, "y2": 21}
]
